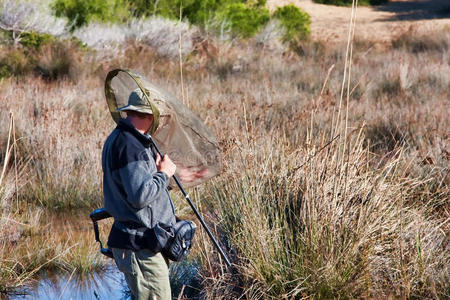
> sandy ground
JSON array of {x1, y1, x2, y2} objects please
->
[{"x1": 267, "y1": 0, "x2": 450, "y2": 43}]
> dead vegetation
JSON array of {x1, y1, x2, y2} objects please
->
[{"x1": 0, "y1": 15, "x2": 448, "y2": 299}]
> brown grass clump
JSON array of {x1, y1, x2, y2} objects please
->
[
  {"x1": 34, "y1": 41, "x2": 84, "y2": 81},
  {"x1": 199, "y1": 132, "x2": 448, "y2": 299},
  {"x1": 392, "y1": 29, "x2": 450, "y2": 54},
  {"x1": 0, "y1": 36, "x2": 89, "y2": 81}
]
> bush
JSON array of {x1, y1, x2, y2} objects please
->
[
  {"x1": 217, "y1": 3, "x2": 269, "y2": 38},
  {"x1": 272, "y1": 4, "x2": 311, "y2": 42},
  {"x1": 52, "y1": 0, "x2": 127, "y2": 30},
  {"x1": 124, "y1": 0, "x2": 271, "y2": 38},
  {"x1": 0, "y1": 36, "x2": 83, "y2": 80},
  {"x1": 313, "y1": 0, "x2": 388, "y2": 5},
  {"x1": 49, "y1": 0, "x2": 316, "y2": 43},
  {"x1": 182, "y1": 0, "x2": 229, "y2": 25},
  {"x1": 18, "y1": 31, "x2": 55, "y2": 49},
  {"x1": 53, "y1": 0, "x2": 215, "y2": 26},
  {"x1": 126, "y1": 0, "x2": 196, "y2": 19},
  {"x1": 34, "y1": 42, "x2": 80, "y2": 81},
  {"x1": 125, "y1": 0, "x2": 267, "y2": 25},
  {"x1": 0, "y1": 48, "x2": 32, "y2": 79},
  {"x1": 1, "y1": 30, "x2": 55, "y2": 49}
]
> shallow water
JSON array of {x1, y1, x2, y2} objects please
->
[
  {"x1": 8, "y1": 259, "x2": 201, "y2": 299},
  {"x1": 9, "y1": 264, "x2": 130, "y2": 300}
]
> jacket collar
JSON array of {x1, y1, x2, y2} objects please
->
[{"x1": 117, "y1": 118, "x2": 152, "y2": 147}]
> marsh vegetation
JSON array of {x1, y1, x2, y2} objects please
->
[{"x1": 0, "y1": 0, "x2": 448, "y2": 299}]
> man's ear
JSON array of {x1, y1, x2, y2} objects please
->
[
  {"x1": 146, "y1": 114, "x2": 154, "y2": 133},
  {"x1": 148, "y1": 114, "x2": 154, "y2": 127}
]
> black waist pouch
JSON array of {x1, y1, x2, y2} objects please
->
[
  {"x1": 108, "y1": 221, "x2": 160, "y2": 252},
  {"x1": 156, "y1": 220, "x2": 197, "y2": 261}
]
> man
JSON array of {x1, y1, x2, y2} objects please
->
[{"x1": 102, "y1": 88, "x2": 176, "y2": 300}]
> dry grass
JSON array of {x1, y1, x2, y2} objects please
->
[
  {"x1": 0, "y1": 124, "x2": 110, "y2": 292},
  {"x1": 199, "y1": 133, "x2": 448, "y2": 299},
  {"x1": 0, "y1": 20, "x2": 448, "y2": 298},
  {"x1": 0, "y1": 209, "x2": 110, "y2": 293},
  {"x1": 0, "y1": 77, "x2": 109, "y2": 209},
  {"x1": 73, "y1": 17, "x2": 199, "y2": 60}
]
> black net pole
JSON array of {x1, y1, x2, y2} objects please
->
[{"x1": 150, "y1": 138, "x2": 232, "y2": 268}]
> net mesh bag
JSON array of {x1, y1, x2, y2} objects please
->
[{"x1": 105, "y1": 69, "x2": 222, "y2": 187}]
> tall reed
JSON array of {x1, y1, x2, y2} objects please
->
[
  {"x1": 193, "y1": 2, "x2": 448, "y2": 298},
  {"x1": 199, "y1": 131, "x2": 448, "y2": 298}
]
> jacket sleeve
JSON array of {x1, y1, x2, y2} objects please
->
[{"x1": 118, "y1": 150, "x2": 171, "y2": 210}]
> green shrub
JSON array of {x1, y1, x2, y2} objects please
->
[
  {"x1": 126, "y1": 0, "x2": 196, "y2": 19},
  {"x1": 179, "y1": 0, "x2": 228, "y2": 25},
  {"x1": 217, "y1": 3, "x2": 269, "y2": 38},
  {"x1": 313, "y1": 0, "x2": 388, "y2": 6},
  {"x1": 51, "y1": 0, "x2": 289, "y2": 39},
  {"x1": 52, "y1": 0, "x2": 128, "y2": 30},
  {"x1": 0, "y1": 30, "x2": 10, "y2": 46},
  {"x1": 125, "y1": 0, "x2": 267, "y2": 25},
  {"x1": 18, "y1": 32, "x2": 55, "y2": 49},
  {"x1": 51, "y1": 0, "x2": 272, "y2": 38},
  {"x1": 272, "y1": 4, "x2": 311, "y2": 42},
  {"x1": 2, "y1": 30, "x2": 55, "y2": 49}
]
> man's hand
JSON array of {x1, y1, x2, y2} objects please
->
[
  {"x1": 155, "y1": 153, "x2": 176, "y2": 177},
  {"x1": 177, "y1": 167, "x2": 209, "y2": 183}
]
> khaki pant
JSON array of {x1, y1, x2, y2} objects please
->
[{"x1": 112, "y1": 248, "x2": 171, "y2": 300}]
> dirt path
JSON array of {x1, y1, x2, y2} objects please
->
[{"x1": 267, "y1": 0, "x2": 450, "y2": 43}]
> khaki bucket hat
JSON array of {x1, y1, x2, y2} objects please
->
[{"x1": 116, "y1": 88, "x2": 153, "y2": 114}]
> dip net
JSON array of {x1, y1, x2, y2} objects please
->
[{"x1": 105, "y1": 69, "x2": 222, "y2": 187}]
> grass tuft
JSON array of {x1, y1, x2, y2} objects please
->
[{"x1": 392, "y1": 30, "x2": 449, "y2": 54}]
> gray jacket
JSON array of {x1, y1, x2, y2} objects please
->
[{"x1": 102, "y1": 119, "x2": 176, "y2": 251}]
